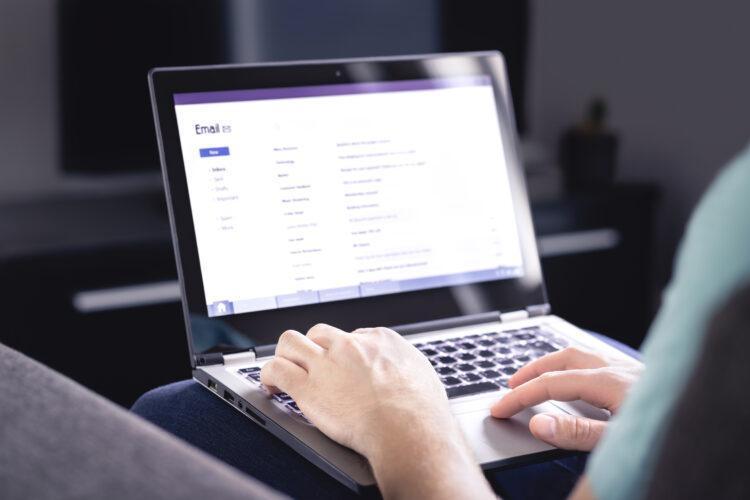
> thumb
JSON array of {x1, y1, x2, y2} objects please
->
[{"x1": 529, "y1": 413, "x2": 606, "y2": 451}]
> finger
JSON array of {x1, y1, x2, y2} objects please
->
[
  {"x1": 490, "y1": 369, "x2": 613, "y2": 418},
  {"x1": 260, "y1": 357, "x2": 308, "y2": 396},
  {"x1": 529, "y1": 413, "x2": 606, "y2": 451},
  {"x1": 306, "y1": 323, "x2": 347, "y2": 349},
  {"x1": 509, "y1": 348, "x2": 606, "y2": 388},
  {"x1": 275, "y1": 329, "x2": 324, "y2": 370}
]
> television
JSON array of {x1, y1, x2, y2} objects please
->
[
  {"x1": 57, "y1": 0, "x2": 231, "y2": 173},
  {"x1": 57, "y1": 0, "x2": 528, "y2": 174}
]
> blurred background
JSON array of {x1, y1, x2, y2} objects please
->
[{"x1": 1, "y1": 0, "x2": 749, "y2": 406}]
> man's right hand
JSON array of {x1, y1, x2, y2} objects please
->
[
  {"x1": 490, "y1": 347, "x2": 643, "y2": 451},
  {"x1": 261, "y1": 324, "x2": 496, "y2": 500}
]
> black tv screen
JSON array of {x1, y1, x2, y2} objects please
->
[{"x1": 58, "y1": 0, "x2": 230, "y2": 173}]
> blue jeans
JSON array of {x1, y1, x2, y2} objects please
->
[{"x1": 131, "y1": 335, "x2": 637, "y2": 499}]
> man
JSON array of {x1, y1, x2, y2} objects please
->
[{"x1": 258, "y1": 142, "x2": 750, "y2": 499}]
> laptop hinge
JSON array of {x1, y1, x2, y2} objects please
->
[
  {"x1": 194, "y1": 349, "x2": 257, "y2": 367},
  {"x1": 223, "y1": 350, "x2": 257, "y2": 366},
  {"x1": 499, "y1": 304, "x2": 551, "y2": 323},
  {"x1": 526, "y1": 303, "x2": 551, "y2": 317},
  {"x1": 194, "y1": 352, "x2": 224, "y2": 367},
  {"x1": 499, "y1": 309, "x2": 529, "y2": 322}
]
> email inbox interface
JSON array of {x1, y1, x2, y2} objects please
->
[{"x1": 174, "y1": 78, "x2": 524, "y2": 317}]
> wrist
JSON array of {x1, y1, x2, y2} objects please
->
[
  {"x1": 359, "y1": 403, "x2": 454, "y2": 462},
  {"x1": 364, "y1": 409, "x2": 492, "y2": 499}
]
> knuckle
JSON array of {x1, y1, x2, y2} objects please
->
[
  {"x1": 562, "y1": 346, "x2": 584, "y2": 358},
  {"x1": 308, "y1": 323, "x2": 328, "y2": 335},
  {"x1": 337, "y1": 334, "x2": 357, "y2": 350},
  {"x1": 279, "y1": 329, "x2": 296, "y2": 345},
  {"x1": 539, "y1": 371, "x2": 557, "y2": 383},
  {"x1": 260, "y1": 360, "x2": 277, "y2": 380},
  {"x1": 380, "y1": 327, "x2": 400, "y2": 338},
  {"x1": 573, "y1": 417, "x2": 591, "y2": 441}
]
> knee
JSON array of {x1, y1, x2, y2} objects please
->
[{"x1": 131, "y1": 379, "x2": 199, "y2": 419}]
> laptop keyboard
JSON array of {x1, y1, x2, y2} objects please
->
[
  {"x1": 414, "y1": 325, "x2": 568, "y2": 398},
  {"x1": 237, "y1": 325, "x2": 567, "y2": 421}
]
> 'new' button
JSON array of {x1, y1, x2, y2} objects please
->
[{"x1": 199, "y1": 147, "x2": 230, "y2": 158}]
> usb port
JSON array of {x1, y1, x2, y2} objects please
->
[
  {"x1": 223, "y1": 390, "x2": 235, "y2": 403},
  {"x1": 207, "y1": 379, "x2": 217, "y2": 391}
]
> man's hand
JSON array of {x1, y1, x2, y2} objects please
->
[
  {"x1": 261, "y1": 324, "x2": 495, "y2": 499},
  {"x1": 491, "y1": 347, "x2": 642, "y2": 451}
]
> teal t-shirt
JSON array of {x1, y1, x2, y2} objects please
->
[{"x1": 588, "y1": 143, "x2": 750, "y2": 500}]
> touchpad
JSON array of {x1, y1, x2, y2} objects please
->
[{"x1": 454, "y1": 399, "x2": 566, "y2": 464}]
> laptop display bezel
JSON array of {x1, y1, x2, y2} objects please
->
[{"x1": 149, "y1": 52, "x2": 548, "y2": 366}]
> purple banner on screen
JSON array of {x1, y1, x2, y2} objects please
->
[{"x1": 174, "y1": 76, "x2": 491, "y2": 106}]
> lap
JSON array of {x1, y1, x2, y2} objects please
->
[
  {"x1": 133, "y1": 380, "x2": 586, "y2": 499},
  {"x1": 132, "y1": 380, "x2": 359, "y2": 499}
]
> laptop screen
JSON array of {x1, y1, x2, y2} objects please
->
[{"x1": 173, "y1": 75, "x2": 524, "y2": 319}]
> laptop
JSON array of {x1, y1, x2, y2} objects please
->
[{"x1": 149, "y1": 52, "x2": 633, "y2": 492}]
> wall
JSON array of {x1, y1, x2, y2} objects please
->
[
  {"x1": 0, "y1": 0, "x2": 58, "y2": 199},
  {"x1": 528, "y1": 0, "x2": 750, "y2": 282}
]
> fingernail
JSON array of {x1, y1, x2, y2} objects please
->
[{"x1": 534, "y1": 414, "x2": 557, "y2": 441}]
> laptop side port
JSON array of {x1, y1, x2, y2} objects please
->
[
  {"x1": 223, "y1": 390, "x2": 235, "y2": 403},
  {"x1": 207, "y1": 379, "x2": 217, "y2": 391},
  {"x1": 244, "y1": 406, "x2": 266, "y2": 426}
]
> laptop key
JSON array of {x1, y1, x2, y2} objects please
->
[
  {"x1": 446, "y1": 381, "x2": 499, "y2": 398},
  {"x1": 478, "y1": 339, "x2": 495, "y2": 347},
  {"x1": 439, "y1": 345, "x2": 458, "y2": 353},
  {"x1": 477, "y1": 350, "x2": 495, "y2": 358},
  {"x1": 501, "y1": 367, "x2": 518, "y2": 376},
  {"x1": 533, "y1": 341, "x2": 557, "y2": 353},
  {"x1": 442, "y1": 376, "x2": 462, "y2": 386},
  {"x1": 438, "y1": 356, "x2": 457, "y2": 364},
  {"x1": 462, "y1": 372, "x2": 482, "y2": 382},
  {"x1": 482, "y1": 370, "x2": 501, "y2": 379},
  {"x1": 498, "y1": 358, "x2": 515, "y2": 365},
  {"x1": 458, "y1": 352, "x2": 477, "y2": 361},
  {"x1": 287, "y1": 401, "x2": 301, "y2": 412},
  {"x1": 437, "y1": 366, "x2": 456, "y2": 375},
  {"x1": 273, "y1": 393, "x2": 293, "y2": 403},
  {"x1": 459, "y1": 342, "x2": 477, "y2": 350},
  {"x1": 456, "y1": 363, "x2": 476, "y2": 372},
  {"x1": 477, "y1": 360, "x2": 495, "y2": 368}
]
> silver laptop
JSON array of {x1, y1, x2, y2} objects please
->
[{"x1": 149, "y1": 52, "x2": 633, "y2": 492}]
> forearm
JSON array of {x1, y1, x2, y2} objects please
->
[{"x1": 367, "y1": 412, "x2": 495, "y2": 499}]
